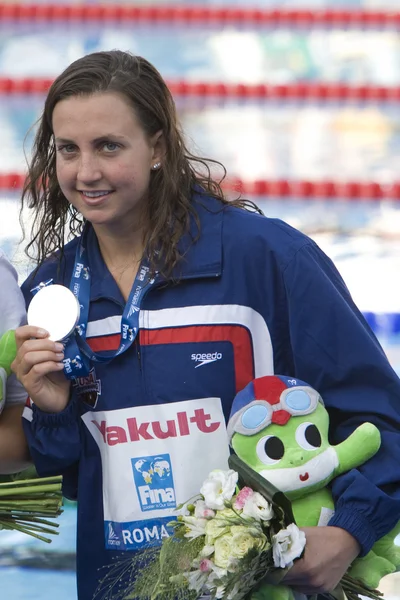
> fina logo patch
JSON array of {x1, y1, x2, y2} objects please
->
[{"x1": 132, "y1": 454, "x2": 176, "y2": 512}]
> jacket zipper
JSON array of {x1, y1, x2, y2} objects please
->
[{"x1": 135, "y1": 337, "x2": 142, "y2": 371}]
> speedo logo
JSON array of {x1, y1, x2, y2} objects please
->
[{"x1": 191, "y1": 352, "x2": 223, "y2": 368}]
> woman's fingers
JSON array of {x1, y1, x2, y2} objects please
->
[
  {"x1": 12, "y1": 331, "x2": 65, "y2": 381},
  {"x1": 17, "y1": 350, "x2": 65, "y2": 377},
  {"x1": 13, "y1": 339, "x2": 64, "y2": 362},
  {"x1": 14, "y1": 325, "x2": 50, "y2": 348},
  {"x1": 23, "y1": 360, "x2": 65, "y2": 379},
  {"x1": 11, "y1": 326, "x2": 71, "y2": 413}
]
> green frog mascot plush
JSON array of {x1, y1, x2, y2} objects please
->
[
  {"x1": 0, "y1": 330, "x2": 17, "y2": 415},
  {"x1": 227, "y1": 375, "x2": 400, "y2": 600}
]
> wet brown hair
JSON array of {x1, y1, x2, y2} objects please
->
[{"x1": 22, "y1": 50, "x2": 261, "y2": 276}]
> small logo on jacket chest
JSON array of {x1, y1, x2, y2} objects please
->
[
  {"x1": 191, "y1": 351, "x2": 223, "y2": 368},
  {"x1": 73, "y1": 368, "x2": 101, "y2": 408}
]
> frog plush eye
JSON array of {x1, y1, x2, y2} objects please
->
[
  {"x1": 296, "y1": 422, "x2": 322, "y2": 451},
  {"x1": 256, "y1": 435, "x2": 285, "y2": 465}
]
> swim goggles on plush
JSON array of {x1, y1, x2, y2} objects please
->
[{"x1": 227, "y1": 385, "x2": 322, "y2": 440}]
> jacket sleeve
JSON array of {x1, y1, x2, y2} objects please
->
[
  {"x1": 22, "y1": 396, "x2": 82, "y2": 478},
  {"x1": 282, "y1": 240, "x2": 400, "y2": 556},
  {"x1": 21, "y1": 276, "x2": 82, "y2": 484}
]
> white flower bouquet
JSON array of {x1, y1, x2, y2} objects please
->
[
  {"x1": 163, "y1": 470, "x2": 305, "y2": 600},
  {"x1": 94, "y1": 454, "x2": 385, "y2": 600},
  {"x1": 95, "y1": 455, "x2": 306, "y2": 600}
]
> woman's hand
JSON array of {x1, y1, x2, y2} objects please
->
[
  {"x1": 12, "y1": 325, "x2": 71, "y2": 413},
  {"x1": 282, "y1": 526, "x2": 361, "y2": 594}
]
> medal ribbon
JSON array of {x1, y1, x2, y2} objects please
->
[{"x1": 61, "y1": 226, "x2": 156, "y2": 379}]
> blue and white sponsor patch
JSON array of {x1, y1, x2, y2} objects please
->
[
  {"x1": 82, "y1": 397, "x2": 230, "y2": 553},
  {"x1": 104, "y1": 516, "x2": 174, "y2": 551}
]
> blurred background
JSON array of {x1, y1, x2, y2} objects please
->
[{"x1": 0, "y1": 0, "x2": 399, "y2": 598}]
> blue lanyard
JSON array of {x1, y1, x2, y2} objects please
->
[{"x1": 62, "y1": 226, "x2": 156, "y2": 379}]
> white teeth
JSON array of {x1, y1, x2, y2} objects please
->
[{"x1": 81, "y1": 191, "x2": 110, "y2": 198}]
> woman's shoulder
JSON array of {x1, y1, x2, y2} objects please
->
[
  {"x1": 193, "y1": 194, "x2": 315, "y2": 269},
  {"x1": 221, "y1": 202, "x2": 314, "y2": 264}
]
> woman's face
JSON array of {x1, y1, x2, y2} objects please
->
[{"x1": 52, "y1": 91, "x2": 163, "y2": 233}]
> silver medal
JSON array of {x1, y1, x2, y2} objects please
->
[{"x1": 27, "y1": 284, "x2": 81, "y2": 341}]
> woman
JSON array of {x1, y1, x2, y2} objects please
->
[
  {"x1": 0, "y1": 250, "x2": 30, "y2": 474},
  {"x1": 12, "y1": 50, "x2": 400, "y2": 599}
]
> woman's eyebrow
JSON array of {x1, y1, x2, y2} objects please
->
[{"x1": 55, "y1": 134, "x2": 126, "y2": 144}]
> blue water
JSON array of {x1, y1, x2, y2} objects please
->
[
  {"x1": 1, "y1": 568, "x2": 77, "y2": 600},
  {"x1": 0, "y1": 502, "x2": 76, "y2": 552},
  {"x1": 0, "y1": 504, "x2": 78, "y2": 599}
]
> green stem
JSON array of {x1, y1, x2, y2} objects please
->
[
  {"x1": 341, "y1": 576, "x2": 383, "y2": 600},
  {"x1": 0, "y1": 520, "x2": 55, "y2": 543},
  {"x1": 0, "y1": 499, "x2": 62, "y2": 508},
  {"x1": 0, "y1": 484, "x2": 62, "y2": 497},
  {"x1": 4, "y1": 515, "x2": 61, "y2": 527},
  {"x1": 0, "y1": 476, "x2": 62, "y2": 488}
]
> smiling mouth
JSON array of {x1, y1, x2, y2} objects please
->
[
  {"x1": 299, "y1": 473, "x2": 309, "y2": 482},
  {"x1": 79, "y1": 191, "x2": 112, "y2": 198}
]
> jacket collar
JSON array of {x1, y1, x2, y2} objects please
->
[
  {"x1": 173, "y1": 194, "x2": 223, "y2": 279},
  {"x1": 87, "y1": 193, "x2": 223, "y2": 303}
]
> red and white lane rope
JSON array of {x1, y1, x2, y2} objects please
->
[
  {"x1": 1, "y1": 174, "x2": 400, "y2": 200},
  {"x1": 0, "y1": 4, "x2": 399, "y2": 28},
  {"x1": 1, "y1": 78, "x2": 400, "y2": 104}
]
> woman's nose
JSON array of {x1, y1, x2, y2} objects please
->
[{"x1": 77, "y1": 155, "x2": 102, "y2": 184}]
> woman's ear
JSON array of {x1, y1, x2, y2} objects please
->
[{"x1": 151, "y1": 130, "x2": 166, "y2": 166}]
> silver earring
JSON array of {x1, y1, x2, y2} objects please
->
[{"x1": 152, "y1": 162, "x2": 161, "y2": 170}]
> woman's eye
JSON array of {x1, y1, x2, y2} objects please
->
[
  {"x1": 256, "y1": 435, "x2": 284, "y2": 465},
  {"x1": 57, "y1": 145, "x2": 76, "y2": 154},
  {"x1": 103, "y1": 142, "x2": 119, "y2": 152},
  {"x1": 295, "y1": 422, "x2": 322, "y2": 450}
]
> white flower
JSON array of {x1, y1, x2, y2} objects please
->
[
  {"x1": 241, "y1": 491, "x2": 274, "y2": 522},
  {"x1": 182, "y1": 515, "x2": 207, "y2": 539},
  {"x1": 216, "y1": 507, "x2": 237, "y2": 519},
  {"x1": 205, "y1": 516, "x2": 230, "y2": 546},
  {"x1": 272, "y1": 523, "x2": 306, "y2": 569},
  {"x1": 213, "y1": 533, "x2": 238, "y2": 570},
  {"x1": 209, "y1": 564, "x2": 228, "y2": 579},
  {"x1": 230, "y1": 525, "x2": 267, "y2": 559},
  {"x1": 214, "y1": 585, "x2": 226, "y2": 599},
  {"x1": 212, "y1": 524, "x2": 266, "y2": 571},
  {"x1": 194, "y1": 499, "x2": 216, "y2": 519},
  {"x1": 200, "y1": 469, "x2": 238, "y2": 510},
  {"x1": 186, "y1": 569, "x2": 208, "y2": 592},
  {"x1": 200, "y1": 544, "x2": 215, "y2": 557},
  {"x1": 203, "y1": 564, "x2": 228, "y2": 596}
]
